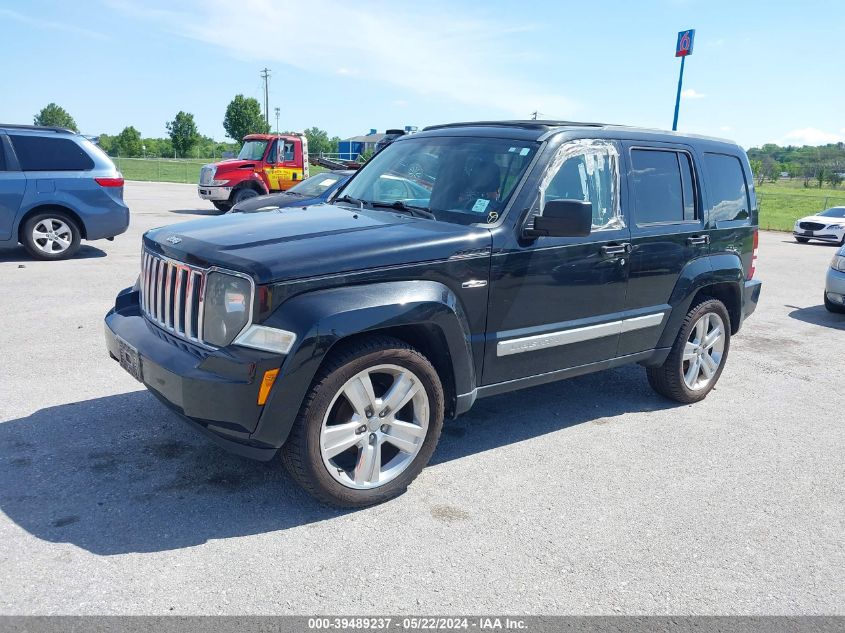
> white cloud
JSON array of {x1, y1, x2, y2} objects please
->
[
  {"x1": 106, "y1": 0, "x2": 577, "y2": 119},
  {"x1": 719, "y1": 126, "x2": 732, "y2": 132},
  {"x1": 779, "y1": 127, "x2": 845, "y2": 146},
  {"x1": 681, "y1": 88, "x2": 705, "y2": 100},
  {"x1": 335, "y1": 67, "x2": 359, "y2": 77},
  {"x1": 0, "y1": 7, "x2": 110, "y2": 40}
]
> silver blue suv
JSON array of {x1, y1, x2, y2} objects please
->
[{"x1": 0, "y1": 124, "x2": 129, "y2": 260}]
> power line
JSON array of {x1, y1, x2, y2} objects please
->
[{"x1": 260, "y1": 68, "x2": 271, "y2": 128}]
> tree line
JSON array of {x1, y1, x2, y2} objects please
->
[
  {"x1": 31, "y1": 99, "x2": 343, "y2": 160},
  {"x1": 747, "y1": 142, "x2": 844, "y2": 188}
]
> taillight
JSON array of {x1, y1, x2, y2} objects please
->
[
  {"x1": 95, "y1": 177, "x2": 125, "y2": 187},
  {"x1": 748, "y1": 228, "x2": 759, "y2": 279}
]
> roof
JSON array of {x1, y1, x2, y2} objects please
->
[
  {"x1": 0, "y1": 123, "x2": 75, "y2": 134},
  {"x1": 243, "y1": 133, "x2": 303, "y2": 141},
  {"x1": 419, "y1": 120, "x2": 736, "y2": 145},
  {"x1": 342, "y1": 133, "x2": 387, "y2": 144}
]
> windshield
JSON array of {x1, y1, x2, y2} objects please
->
[
  {"x1": 338, "y1": 136, "x2": 540, "y2": 224},
  {"x1": 238, "y1": 140, "x2": 268, "y2": 161},
  {"x1": 819, "y1": 207, "x2": 845, "y2": 218},
  {"x1": 289, "y1": 172, "x2": 346, "y2": 197}
]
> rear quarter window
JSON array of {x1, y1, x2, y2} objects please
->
[
  {"x1": 10, "y1": 135, "x2": 95, "y2": 171},
  {"x1": 0, "y1": 139, "x2": 6, "y2": 170},
  {"x1": 704, "y1": 153, "x2": 750, "y2": 223}
]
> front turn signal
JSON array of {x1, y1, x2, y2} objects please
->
[{"x1": 257, "y1": 368, "x2": 280, "y2": 405}]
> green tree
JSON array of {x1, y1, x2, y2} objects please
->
[
  {"x1": 750, "y1": 159, "x2": 762, "y2": 184},
  {"x1": 304, "y1": 127, "x2": 333, "y2": 155},
  {"x1": 329, "y1": 136, "x2": 341, "y2": 154},
  {"x1": 166, "y1": 111, "x2": 200, "y2": 158},
  {"x1": 33, "y1": 103, "x2": 78, "y2": 131},
  {"x1": 98, "y1": 133, "x2": 115, "y2": 155},
  {"x1": 223, "y1": 95, "x2": 269, "y2": 144},
  {"x1": 827, "y1": 171, "x2": 843, "y2": 188},
  {"x1": 115, "y1": 126, "x2": 143, "y2": 157},
  {"x1": 816, "y1": 165, "x2": 827, "y2": 189}
]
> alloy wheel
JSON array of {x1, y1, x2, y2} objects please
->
[
  {"x1": 682, "y1": 312, "x2": 726, "y2": 391},
  {"x1": 320, "y1": 363, "x2": 429, "y2": 489},
  {"x1": 32, "y1": 218, "x2": 73, "y2": 255}
]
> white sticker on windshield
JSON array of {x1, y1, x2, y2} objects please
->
[
  {"x1": 519, "y1": 147, "x2": 530, "y2": 156},
  {"x1": 317, "y1": 177, "x2": 339, "y2": 188},
  {"x1": 472, "y1": 198, "x2": 490, "y2": 213}
]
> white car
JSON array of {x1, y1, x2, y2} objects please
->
[{"x1": 794, "y1": 207, "x2": 845, "y2": 245}]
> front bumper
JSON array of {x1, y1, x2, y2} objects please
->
[
  {"x1": 104, "y1": 290, "x2": 284, "y2": 460},
  {"x1": 793, "y1": 227, "x2": 844, "y2": 243},
  {"x1": 197, "y1": 185, "x2": 232, "y2": 202},
  {"x1": 826, "y1": 267, "x2": 845, "y2": 305}
]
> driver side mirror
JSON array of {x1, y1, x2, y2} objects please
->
[{"x1": 525, "y1": 199, "x2": 593, "y2": 238}]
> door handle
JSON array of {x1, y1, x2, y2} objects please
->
[
  {"x1": 687, "y1": 235, "x2": 710, "y2": 246},
  {"x1": 601, "y1": 243, "x2": 631, "y2": 257}
]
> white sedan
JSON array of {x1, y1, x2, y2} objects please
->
[{"x1": 793, "y1": 207, "x2": 845, "y2": 246}]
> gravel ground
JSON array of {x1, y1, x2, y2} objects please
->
[{"x1": 0, "y1": 181, "x2": 842, "y2": 615}]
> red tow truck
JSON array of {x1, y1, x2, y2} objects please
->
[{"x1": 197, "y1": 133, "x2": 310, "y2": 212}]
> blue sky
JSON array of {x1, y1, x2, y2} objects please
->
[{"x1": 1, "y1": 0, "x2": 843, "y2": 149}]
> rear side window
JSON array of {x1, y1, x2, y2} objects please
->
[
  {"x1": 630, "y1": 148, "x2": 697, "y2": 225},
  {"x1": 0, "y1": 139, "x2": 6, "y2": 171},
  {"x1": 10, "y1": 135, "x2": 95, "y2": 171},
  {"x1": 704, "y1": 153, "x2": 749, "y2": 222}
]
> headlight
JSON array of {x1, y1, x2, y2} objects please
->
[
  {"x1": 202, "y1": 272, "x2": 253, "y2": 347},
  {"x1": 827, "y1": 224, "x2": 844, "y2": 230},
  {"x1": 831, "y1": 255, "x2": 845, "y2": 273},
  {"x1": 210, "y1": 179, "x2": 230, "y2": 186}
]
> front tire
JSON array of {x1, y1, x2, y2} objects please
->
[
  {"x1": 22, "y1": 211, "x2": 81, "y2": 260},
  {"x1": 212, "y1": 201, "x2": 232, "y2": 213},
  {"x1": 795, "y1": 237, "x2": 810, "y2": 243},
  {"x1": 232, "y1": 188, "x2": 259, "y2": 206},
  {"x1": 647, "y1": 298, "x2": 731, "y2": 404},
  {"x1": 824, "y1": 293, "x2": 845, "y2": 314},
  {"x1": 282, "y1": 336, "x2": 444, "y2": 507}
]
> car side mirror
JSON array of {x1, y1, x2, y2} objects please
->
[{"x1": 525, "y1": 199, "x2": 593, "y2": 238}]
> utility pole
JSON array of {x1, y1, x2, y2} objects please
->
[
  {"x1": 530, "y1": 111, "x2": 538, "y2": 120},
  {"x1": 260, "y1": 68, "x2": 271, "y2": 128},
  {"x1": 274, "y1": 107, "x2": 280, "y2": 134}
]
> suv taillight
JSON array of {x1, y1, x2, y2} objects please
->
[
  {"x1": 95, "y1": 177, "x2": 125, "y2": 187},
  {"x1": 748, "y1": 229, "x2": 759, "y2": 279}
]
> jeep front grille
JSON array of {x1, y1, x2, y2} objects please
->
[{"x1": 140, "y1": 250, "x2": 206, "y2": 344}]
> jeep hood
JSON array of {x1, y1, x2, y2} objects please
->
[{"x1": 144, "y1": 204, "x2": 492, "y2": 284}]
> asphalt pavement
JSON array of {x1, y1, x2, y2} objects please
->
[{"x1": 0, "y1": 181, "x2": 842, "y2": 614}]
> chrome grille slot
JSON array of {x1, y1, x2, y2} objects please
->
[{"x1": 140, "y1": 250, "x2": 207, "y2": 345}]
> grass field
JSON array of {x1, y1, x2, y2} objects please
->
[
  {"x1": 756, "y1": 180, "x2": 845, "y2": 231},
  {"x1": 114, "y1": 158, "x2": 844, "y2": 231}
]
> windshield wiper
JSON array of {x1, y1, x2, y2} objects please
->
[
  {"x1": 370, "y1": 200, "x2": 436, "y2": 220},
  {"x1": 335, "y1": 194, "x2": 366, "y2": 209}
]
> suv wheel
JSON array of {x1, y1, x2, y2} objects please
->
[
  {"x1": 282, "y1": 336, "x2": 444, "y2": 507},
  {"x1": 232, "y1": 188, "x2": 259, "y2": 205},
  {"x1": 824, "y1": 293, "x2": 845, "y2": 314},
  {"x1": 646, "y1": 298, "x2": 731, "y2": 404},
  {"x1": 22, "y1": 211, "x2": 81, "y2": 260}
]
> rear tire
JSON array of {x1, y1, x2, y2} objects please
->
[
  {"x1": 795, "y1": 237, "x2": 810, "y2": 243},
  {"x1": 646, "y1": 298, "x2": 731, "y2": 404},
  {"x1": 824, "y1": 294, "x2": 845, "y2": 314},
  {"x1": 282, "y1": 336, "x2": 444, "y2": 507},
  {"x1": 212, "y1": 201, "x2": 231, "y2": 213},
  {"x1": 22, "y1": 210, "x2": 81, "y2": 260}
]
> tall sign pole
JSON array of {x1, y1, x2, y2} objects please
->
[
  {"x1": 672, "y1": 29, "x2": 695, "y2": 131},
  {"x1": 260, "y1": 68, "x2": 271, "y2": 128}
]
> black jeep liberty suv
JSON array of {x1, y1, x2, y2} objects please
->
[{"x1": 105, "y1": 121, "x2": 762, "y2": 507}]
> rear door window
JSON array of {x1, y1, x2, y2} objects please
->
[
  {"x1": 704, "y1": 153, "x2": 749, "y2": 222},
  {"x1": 10, "y1": 135, "x2": 95, "y2": 171},
  {"x1": 630, "y1": 148, "x2": 697, "y2": 225}
]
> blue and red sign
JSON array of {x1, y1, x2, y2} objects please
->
[{"x1": 676, "y1": 29, "x2": 695, "y2": 57}]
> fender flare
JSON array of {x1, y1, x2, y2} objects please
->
[
  {"x1": 250, "y1": 280, "x2": 476, "y2": 448},
  {"x1": 657, "y1": 252, "x2": 744, "y2": 348},
  {"x1": 234, "y1": 173, "x2": 269, "y2": 196}
]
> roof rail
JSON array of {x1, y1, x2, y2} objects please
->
[
  {"x1": 0, "y1": 123, "x2": 76, "y2": 133},
  {"x1": 423, "y1": 120, "x2": 617, "y2": 132}
]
